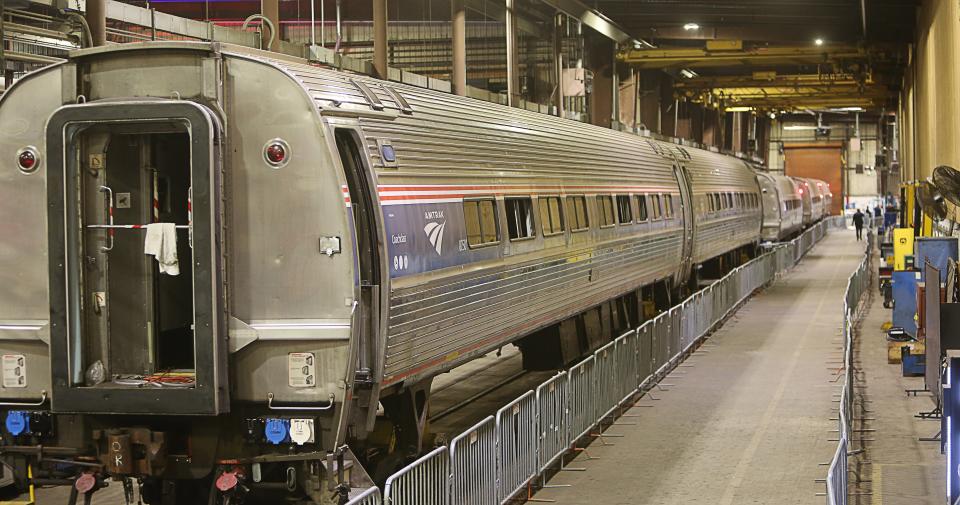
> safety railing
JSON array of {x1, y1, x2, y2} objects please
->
[
  {"x1": 346, "y1": 486, "x2": 383, "y2": 505},
  {"x1": 375, "y1": 217, "x2": 842, "y2": 505},
  {"x1": 383, "y1": 446, "x2": 448, "y2": 505},
  {"x1": 825, "y1": 220, "x2": 872, "y2": 505}
]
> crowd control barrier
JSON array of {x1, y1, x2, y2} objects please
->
[{"x1": 365, "y1": 217, "x2": 847, "y2": 505}]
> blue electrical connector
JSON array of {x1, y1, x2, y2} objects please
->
[
  {"x1": 5, "y1": 411, "x2": 29, "y2": 436},
  {"x1": 264, "y1": 418, "x2": 289, "y2": 445}
]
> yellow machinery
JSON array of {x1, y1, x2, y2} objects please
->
[
  {"x1": 901, "y1": 181, "x2": 934, "y2": 237},
  {"x1": 893, "y1": 228, "x2": 915, "y2": 271}
]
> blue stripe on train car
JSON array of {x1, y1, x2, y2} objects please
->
[{"x1": 383, "y1": 202, "x2": 498, "y2": 278}]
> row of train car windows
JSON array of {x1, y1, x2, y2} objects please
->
[
  {"x1": 464, "y1": 193, "x2": 675, "y2": 248},
  {"x1": 784, "y1": 200, "x2": 802, "y2": 211},
  {"x1": 704, "y1": 192, "x2": 760, "y2": 214}
]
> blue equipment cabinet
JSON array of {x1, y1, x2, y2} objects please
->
[
  {"x1": 892, "y1": 270, "x2": 920, "y2": 337},
  {"x1": 945, "y1": 351, "x2": 960, "y2": 501},
  {"x1": 915, "y1": 237, "x2": 959, "y2": 284}
]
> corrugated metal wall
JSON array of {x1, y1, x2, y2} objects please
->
[{"x1": 901, "y1": 0, "x2": 960, "y2": 190}]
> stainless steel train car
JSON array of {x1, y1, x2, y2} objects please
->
[
  {"x1": 755, "y1": 171, "x2": 803, "y2": 241},
  {"x1": 808, "y1": 178, "x2": 826, "y2": 220},
  {"x1": 0, "y1": 41, "x2": 820, "y2": 504},
  {"x1": 792, "y1": 176, "x2": 833, "y2": 227},
  {"x1": 796, "y1": 177, "x2": 815, "y2": 226}
]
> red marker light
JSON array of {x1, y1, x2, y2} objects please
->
[
  {"x1": 18, "y1": 151, "x2": 35, "y2": 169},
  {"x1": 266, "y1": 143, "x2": 285, "y2": 164},
  {"x1": 17, "y1": 148, "x2": 38, "y2": 173}
]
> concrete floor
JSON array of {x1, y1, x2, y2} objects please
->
[
  {"x1": 852, "y1": 253, "x2": 945, "y2": 505},
  {"x1": 534, "y1": 231, "x2": 868, "y2": 505}
]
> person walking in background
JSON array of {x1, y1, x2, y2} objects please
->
[{"x1": 853, "y1": 208, "x2": 865, "y2": 240}]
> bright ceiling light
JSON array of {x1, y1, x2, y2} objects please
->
[
  {"x1": 814, "y1": 38, "x2": 824, "y2": 46},
  {"x1": 679, "y1": 68, "x2": 698, "y2": 79},
  {"x1": 683, "y1": 23, "x2": 700, "y2": 31}
]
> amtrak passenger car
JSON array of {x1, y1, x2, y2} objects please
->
[
  {"x1": 0, "y1": 41, "x2": 811, "y2": 503},
  {"x1": 755, "y1": 170, "x2": 804, "y2": 241}
]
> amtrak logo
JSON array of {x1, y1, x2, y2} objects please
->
[{"x1": 424, "y1": 221, "x2": 446, "y2": 255}]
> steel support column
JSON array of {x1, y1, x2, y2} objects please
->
[
  {"x1": 553, "y1": 13, "x2": 564, "y2": 116},
  {"x1": 451, "y1": 0, "x2": 466, "y2": 95},
  {"x1": 505, "y1": 0, "x2": 520, "y2": 106},
  {"x1": 373, "y1": 0, "x2": 388, "y2": 79},
  {"x1": 86, "y1": 0, "x2": 107, "y2": 46},
  {"x1": 261, "y1": 0, "x2": 279, "y2": 50}
]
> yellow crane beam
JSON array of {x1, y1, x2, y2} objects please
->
[
  {"x1": 618, "y1": 43, "x2": 866, "y2": 69},
  {"x1": 674, "y1": 72, "x2": 872, "y2": 90}
]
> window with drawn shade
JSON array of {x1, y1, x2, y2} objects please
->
[
  {"x1": 636, "y1": 195, "x2": 649, "y2": 221},
  {"x1": 616, "y1": 195, "x2": 633, "y2": 224},
  {"x1": 505, "y1": 197, "x2": 535, "y2": 240},
  {"x1": 664, "y1": 194, "x2": 673, "y2": 218},
  {"x1": 567, "y1": 195, "x2": 589, "y2": 232},
  {"x1": 598, "y1": 195, "x2": 616, "y2": 228},
  {"x1": 651, "y1": 194, "x2": 662, "y2": 220},
  {"x1": 463, "y1": 198, "x2": 499, "y2": 247},
  {"x1": 539, "y1": 196, "x2": 565, "y2": 236}
]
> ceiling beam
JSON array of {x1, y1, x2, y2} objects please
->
[
  {"x1": 538, "y1": 0, "x2": 637, "y2": 44},
  {"x1": 619, "y1": 43, "x2": 866, "y2": 69}
]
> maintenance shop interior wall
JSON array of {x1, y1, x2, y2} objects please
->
[{"x1": 901, "y1": 0, "x2": 960, "y2": 203}]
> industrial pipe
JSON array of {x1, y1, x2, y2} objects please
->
[
  {"x1": 310, "y1": 0, "x2": 315, "y2": 46},
  {"x1": 334, "y1": 0, "x2": 342, "y2": 54},
  {"x1": 242, "y1": 14, "x2": 275, "y2": 51},
  {"x1": 64, "y1": 12, "x2": 93, "y2": 48}
]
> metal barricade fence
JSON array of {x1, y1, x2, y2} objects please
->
[
  {"x1": 375, "y1": 217, "x2": 844, "y2": 505},
  {"x1": 594, "y1": 339, "x2": 620, "y2": 422},
  {"x1": 347, "y1": 487, "x2": 382, "y2": 505},
  {"x1": 618, "y1": 330, "x2": 641, "y2": 402},
  {"x1": 568, "y1": 355, "x2": 597, "y2": 443},
  {"x1": 496, "y1": 391, "x2": 538, "y2": 504},
  {"x1": 449, "y1": 416, "x2": 497, "y2": 505},
  {"x1": 824, "y1": 229, "x2": 872, "y2": 505},
  {"x1": 638, "y1": 324, "x2": 654, "y2": 387},
  {"x1": 536, "y1": 373, "x2": 568, "y2": 475},
  {"x1": 383, "y1": 446, "x2": 449, "y2": 505}
]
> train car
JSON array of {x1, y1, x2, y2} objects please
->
[
  {"x1": 755, "y1": 171, "x2": 803, "y2": 241},
  {"x1": 0, "y1": 42, "x2": 764, "y2": 503},
  {"x1": 807, "y1": 178, "x2": 826, "y2": 221},
  {"x1": 795, "y1": 177, "x2": 814, "y2": 226},
  {"x1": 818, "y1": 181, "x2": 833, "y2": 217},
  {"x1": 664, "y1": 146, "x2": 763, "y2": 278}
]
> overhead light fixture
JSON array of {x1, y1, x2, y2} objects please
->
[
  {"x1": 679, "y1": 68, "x2": 698, "y2": 79},
  {"x1": 814, "y1": 38, "x2": 824, "y2": 46},
  {"x1": 683, "y1": 23, "x2": 700, "y2": 31},
  {"x1": 769, "y1": 112, "x2": 777, "y2": 119},
  {"x1": 726, "y1": 106, "x2": 752, "y2": 112}
]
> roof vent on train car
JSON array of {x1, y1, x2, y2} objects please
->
[
  {"x1": 381, "y1": 86, "x2": 413, "y2": 114},
  {"x1": 349, "y1": 79, "x2": 385, "y2": 111}
]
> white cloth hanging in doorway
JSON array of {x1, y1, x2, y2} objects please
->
[{"x1": 144, "y1": 223, "x2": 180, "y2": 276}]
